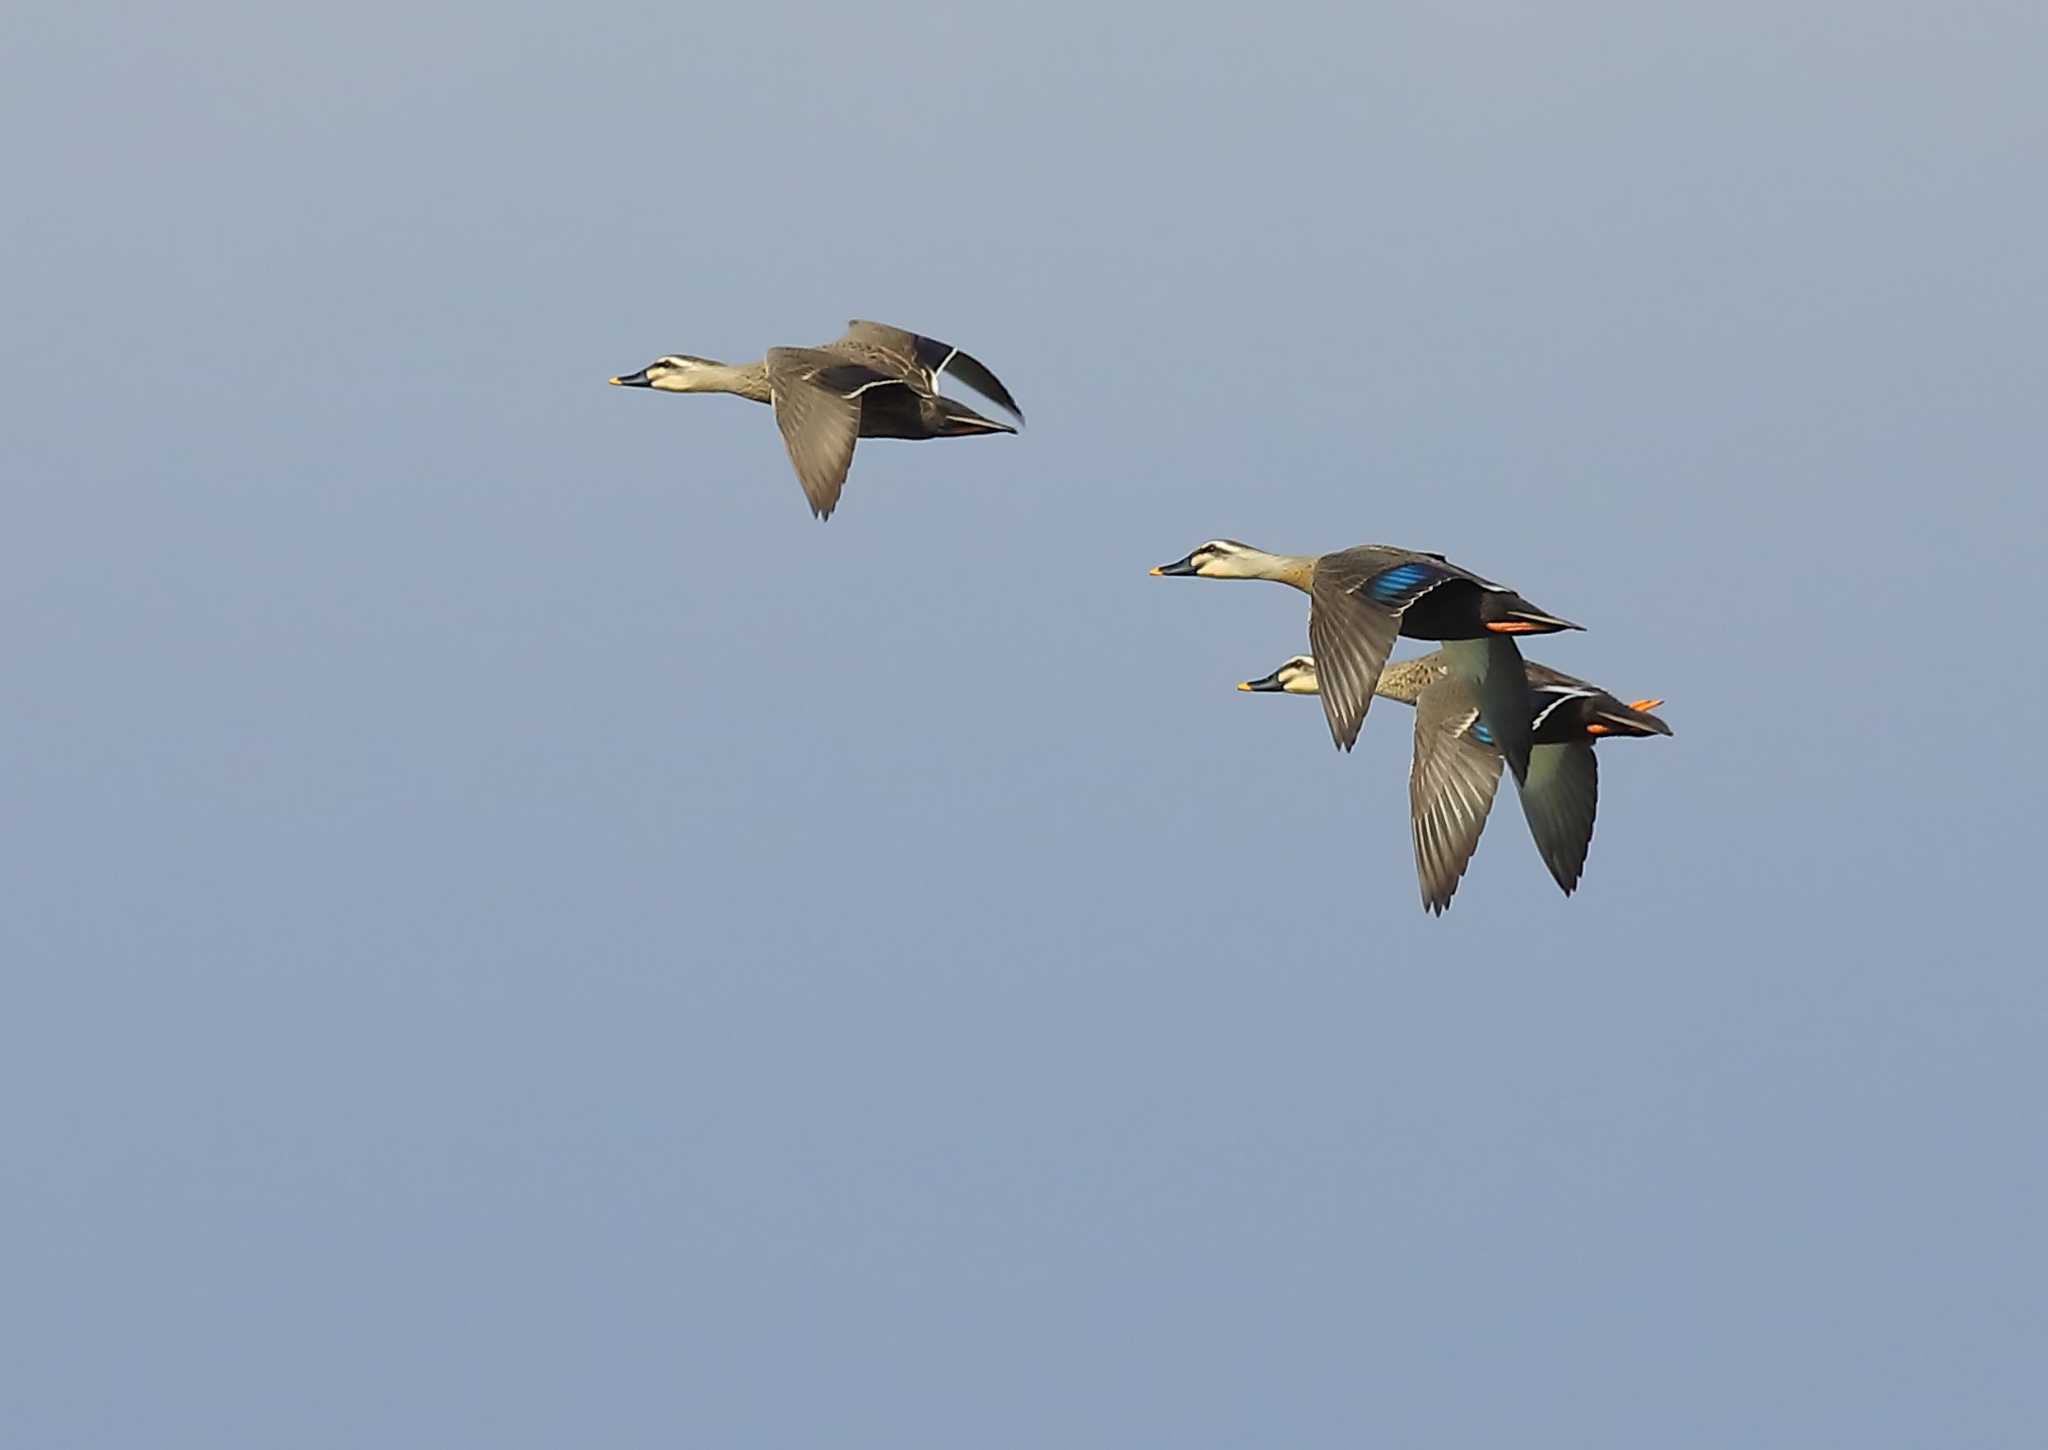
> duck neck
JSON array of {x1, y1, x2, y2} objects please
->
[
  {"x1": 696, "y1": 358, "x2": 773, "y2": 404},
  {"x1": 1229, "y1": 547, "x2": 1317, "y2": 593}
]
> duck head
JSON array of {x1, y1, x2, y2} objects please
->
[
  {"x1": 1150, "y1": 539, "x2": 1293, "y2": 580},
  {"x1": 609, "y1": 355, "x2": 724, "y2": 392},
  {"x1": 1238, "y1": 656, "x2": 1321, "y2": 694}
]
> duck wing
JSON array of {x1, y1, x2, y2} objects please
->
[
  {"x1": 1409, "y1": 677, "x2": 1506, "y2": 916},
  {"x1": 1516, "y1": 743, "x2": 1599, "y2": 896},
  {"x1": 836, "y1": 321, "x2": 1024, "y2": 425},
  {"x1": 765, "y1": 347, "x2": 899, "y2": 519},
  {"x1": 1438, "y1": 636, "x2": 1537, "y2": 785},
  {"x1": 1306, "y1": 552, "x2": 1404, "y2": 751}
]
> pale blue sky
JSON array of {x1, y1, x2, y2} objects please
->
[{"x1": 5, "y1": 2, "x2": 2045, "y2": 1445}]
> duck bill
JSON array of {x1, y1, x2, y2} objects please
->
[
  {"x1": 1238, "y1": 669, "x2": 1288, "y2": 692},
  {"x1": 608, "y1": 369, "x2": 653, "y2": 387},
  {"x1": 1151, "y1": 553, "x2": 1200, "y2": 577}
]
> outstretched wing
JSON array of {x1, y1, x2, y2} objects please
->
[
  {"x1": 765, "y1": 347, "x2": 897, "y2": 519},
  {"x1": 838, "y1": 320, "x2": 1024, "y2": 425},
  {"x1": 1517, "y1": 742, "x2": 1599, "y2": 896},
  {"x1": 1307, "y1": 567, "x2": 1400, "y2": 752},
  {"x1": 1409, "y1": 678, "x2": 1506, "y2": 915},
  {"x1": 1355, "y1": 555, "x2": 1464, "y2": 609},
  {"x1": 1438, "y1": 635, "x2": 1536, "y2": 785}
]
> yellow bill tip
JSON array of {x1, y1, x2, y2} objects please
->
[
  {"x1": 1236, "y1": 681, "x2": 1252, "y2": 691},
  {"x1": 1148, "y1": 566, "x2": 1163, "y2": 576}
]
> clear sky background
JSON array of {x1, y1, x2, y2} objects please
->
[{"x1": 6, "y1": 2, "x2": 2045, "y2": 1445}]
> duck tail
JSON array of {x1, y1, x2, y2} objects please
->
[
  {"x1": 1484, "y1": 599, "x2": 1582, "y2": 635},
  {"x1": 938, "y1": 402, "x2": 1017, "y2": 437},
  {"x1": 1587, "y1": 699, "x2": 1673, "y2": 737}
]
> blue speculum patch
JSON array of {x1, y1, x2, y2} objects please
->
[
  {"x1": 1471, "y1": 721, "x2": 1496, "y2": 746},
  {"x1": 1365, "y1": 561, "x2": 1438, "y2": 604}
]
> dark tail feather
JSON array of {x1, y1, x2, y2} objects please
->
[
  {"x1": 1594, "y1": 702, "x2": 1673, "y2": 737},
  {"x1": 1486, "y1": 597, "x2": 1582, "y2": 635},
  {"x1": 939, "y1": 402, "x2": 1017, "y2": 437}
]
